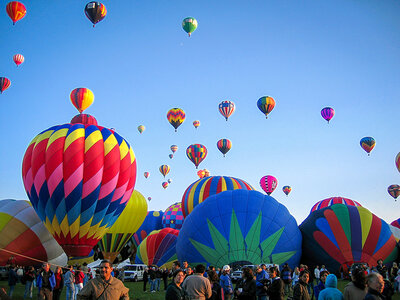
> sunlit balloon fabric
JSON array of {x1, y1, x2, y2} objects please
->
[
  {"x1": 170, "y1": 145, "x2": 178, "y2": 153},
  {"x1": 218, "y1": 101, "x2": 235, "y2": 121},
  {"x1": 310, "y1": 197, "x2": 362, "y2": 213},
  {"x1": 260, "y1": 175, "x2": 278, "y2": 195},
  {"x1": 159, "y1": 165, "x2": 170, "y2": 178},
  {"x1": 182, "y1": 17, "x2": 198, "y2": 37},
  {"x1": 13, "y1": 54, "x2": 24, "y2": 66},
  {"x1": 186, "y1": 144, "x2": 207, "y2": 169},
  {"x1": 70, "y1": 114, "x2": 98, "y2": 126},
  {"x1": 84, "y1": 1, "x2": 107, "y2": 27},
  {"x1": 282, "y1": 186, "x2": 291, "y2": 196},
  {"x1": 162, "y1": 202, "x2": 184, "y2": 230},
  {"x1": 6, "y1": 1, "x2": 26, "y2": 25},
  {"x1": 300, "y1": 204, "x2": 398, "y2": 272},
  {"x1": 22, "y1": 123, "x2": 137, "y2": 257},
  {"x1": 193, "y1": 120, "x2": 200, "y2": 129},
  {"x1": 181, "y1": 176, "x2": 254, "y2": 217},
  {"x1": 217, "y1": 139, "x2": 232, "y2": 157},
  {"x1": 131, "y1": 211, "x2": 164, "y2": 248},
  {"x1": 321, "y1": 107, "x2": 335, "y2": 123},
  {"x1": 70, "y1": 88, "x2": 94, "y2": 113},
  {"x1": 162, "y1": 182, "x2": 169, "y2": 189},
  {"x1": 360, "y1": 137, "x2": 376, "y2": 155},
  {"x1": 167, "y1": 108, "x2": 186, "y2": 132},
  {"x1": 136, "y1": 228, "x2": 179, "y2": 268},
  {"x1": 257, "y1": 96, "x2": 275, "y2": 118},
  {"x1": 98, "y1": 190, "x2": 147, "y2": 262},
  {"x1": 0, "y1": 199, "x2": 67, "y2": 266},
  {"x1": 388, "y1": 185, "x2": 400, "y2": 200},
  {"x1": 391, "y1": 219, "x2": 400, "y2": 229},
  {"x1": 177, "y1": 190, "x2": 302, "y2": 268},
  {"x1": 0, "y1": 77, "x2": 11, "y2": 94}
]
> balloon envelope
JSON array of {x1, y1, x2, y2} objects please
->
[
  {"x1": 0, "y1": 77, "x2": 11, "y2": 94},
  {"x1": 162, "y1": 182, "x2": 169, "y2": 189},
  {"x1": 70, "y1": 88, "x2": 94, "y2": 113},
  {"x1": 144, "y1": 172, "x2": 150, "y2": 179},
  {"x1": 170, "y1": 145, "x2": 178, "y2": 153},
  {"x1": 182, "y1": 17, "x2": 198, "y2": 37},
  {"x1": 218, "y1": 101, "x2": 235, "y2": 121},
  {"x1": 131, "y1": 211, "x2": 164, "y2": 248},
  {"x1": 260, "y1": 175, "x2": 278, "y2": 195},
  {"x1": 257, "y1": 96, "x2": 275, "y2": 118},
  {"x1": 282, "y1": 186, "x2": 291, "y2": 196},
  {"x1": 137, "y1": 125, "x2": 145, "y2": 134},
  {"x1": 167, "y1": 108, "x2": 185, "y2": 132},
  {"x1": 396, "y1": 152, "x2": 400, "y2": 173},
  {"x1": 162, "y1": 202, "x2": 184, "y2": 230},
  {"x1": 321, "y1": 107, "x2": 335, "y2": 123},
  {"x1": 6, "y1": 1, "x2": 26, "y2": 25},
  {"x1": 13, "y1": 54, "x2": 24, "y2": 66},
  {"x1": 310, "y1": 197, "x2": 362, "y2": 214},
  {"x1": 186, "y1": 144, "x2": 207, "y2": 169},
  {"x1": 388, "y1": 185, "x2": 400, "y2": 200},
  {"x1": 360, "y1": 137, "x2": 376, "y2": 155},
  {"x1": 159, "y1": 165, "x2": 170, "y2": 177},
  {"x1": 84, "y1": 1, "x2": 107, "y2": 27},
  {"x1": 193, "y1": 120, "x2": 200, "y2": 128},
  {"x1": 217, "y1": 139, "x2": 232, "y2": 157},
  {"x1": 70, "y1": 114, "x2": 98, "y2": 126}
]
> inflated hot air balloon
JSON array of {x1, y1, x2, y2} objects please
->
[
  {"x1": 257, "y1": 96, "x2": 275, "y2": 119},
  {"x1": 170, "y1": 145, "x2": 178, "y2": 154},
  {"x1": 197, "y1": 170, "x2": 205, "y2": 179},
  {"x1": 321, "y1": 107, "x2": 335, "y2": 123},
  {"x1": 162, "y1": 182, "x2": 169, "y2": 189},
  {"x1": 167, "y1": 179, "x2": 172, "y2": 184},
  {"x1": 181, "y1": 176, "x2": 254, "y2": 217},
  {"x1": 144, "y1": 172, "x2": 150, "y2": 179},
  {"x1": 177, "y1": 190, "x2": 302, "y2": 268},
  {"x1": 204, "y1": 169, "x2": 210, "y2": 177},
  {"x1": 169, "y1": 154, "x2": 174, "y2": 159},
  {"x1": 70, "y1": 114, "x2": 98, "y2": 125},
  {"x1": 217, "y1": 139, "x2": 232, "y2": 157},
  {"x1": 193, "y1": 120, "x2": 200, "y2": 129},
  {"x1": 0, "y1": 199, "x2": 67, "y2": 266},
  {"x1": 186, "y1": 144, "x2": 207, "y2": 169},
  {"x1": 218, "y1": 101, "x2": 235, "y2": 121},
  {"x1": 282, "y1": 186, "x2": 291, "y2": 196},
  {"x1": 70, "y1": 88, "x2": 94, "y2": 113},
  {"x1": 391, "y1": 219, "x2": 400, "y2": 229},
  {"x1": 300, "y1": 204, "x2": 398, "y2": 272},
  {"x1": 22, "y1": 123, "x2": 137, "y2": 257},
  {"x1": 6, "y1": 1, "x2": 26, "y2": 25},
  {"x1": 388, "y1": 185, "x2": 400, "y2": 201},
  {"x1": 360, "y1": 137, "x2": 375, "y2": 156},
  {"x1": 13, "y1": 54, "x2": 24, "y2": 66},
  {"x1": 167, "y1": 108, "x2": 185, "y2": 132},
  {"x1": 131, "y1": 211, "x2": 164, "y2": 248},
  {"x1": 159, "y1": 165, "x2": 170, "y2": 178},
  {"x1": 98, "y1": 190, "x2": 147, "y2": 262},
  {"x1": 182, "y1": 17, "x2": 198, "y2": 37},
  {"x1": 396, "y1": 152, "x2": 400, "y2": 173},
  {"x1": 162, "y1": 202, "x2": 184, "y2": 230},
  {"x1": 0, "y1": 77, "x2": 11, "y2": 94},
  {"x1": 136, "y1": 228, "x2": 179, "y2": 268},
  {"x1": 84, "y1": 1, "x2": 107, "y2": 27},
  {"x1": 310, "y1": 197, "x2": 362, "y2": 214},
  {"x1": 147, "y1": 197, "x2": 151, "y2": 201},
  {"x1": 137, "y1": 125, "x2": 145, "y2": 134},
  {"x1": 260, "y1": 175, "x2": 278, "y2": 195}
]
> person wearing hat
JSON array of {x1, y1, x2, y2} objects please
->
[{"x1": 220, "y1": 265, "x2": 233, "y2": 300}]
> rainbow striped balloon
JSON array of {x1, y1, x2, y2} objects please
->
[
  {"x1": 217, "y1": 138, "x2": 232, "y2": 157},
  {"x1": 167, "y1": 108, "x2": 185, "y2": 132},
  {"x1": 186, "y1": 144, "x2": 207, "y2": 169},
  {"x1": 310, "y1": 197, "x2": 362, "y2": 214},
  {"x1": 70, "y1": 88, "x2": 94, "y2": 113},
  {"x1": 218, "y1": 100, "x2": 235, "y2": 121},
  {"x1": 22, "y1": 123, "x2": 137, "y2": 257}
]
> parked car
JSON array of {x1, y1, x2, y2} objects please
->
[
  {"x1": 0, "y1": 267, "x2": 8, "y2": 280},
  {"x1": 231, "y1": 270, "x2": 242, "y2": 283},
  {"x1": 123, "y1": 264, "x2": 147, "y2": 282}
]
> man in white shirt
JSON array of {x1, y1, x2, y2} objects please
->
[{"x1": 314, "y1": 266, "x2": 320, "y2": 284}]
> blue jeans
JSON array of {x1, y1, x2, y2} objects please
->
[
  {"x1": 24, "y1": 281, "x2": 33, "y2": 298},
  {"x1": 155, "y1": 278, "x2": 161, "y2": 291},
  {"x1": 8, "y1": 285, "x2": 15, "y2": 298},
  {"x1": 66, "y1": 284, "x2": 75, "y2": 300},
  {"x1": 149, "y1": 279, "x2": 154, "y2": 291}
]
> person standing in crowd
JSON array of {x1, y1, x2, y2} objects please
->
[
  {"x1": 182, "y1": 264, "x2": 212, "y2": 300},
  {"x1": 292, "y1": 267, "x2": 300, "y2": 288},
  {"x1": 186, "y1": 267, "x2": 193, "y2": 277},
  {"x1": 220, "y1": 265, "x2": 233, "y2": 300},
  {"x1": 390, "y1": 262, "x2": 399, "y2": 292},
  {"x1": 149, "y1": 266, "x2": 156, "y2": 292},
  {"x1": 36, "y1": 262, "x2": 55, "y2": 300},
  {"x1": 255, "y1": 265, "x2": 268, "y2": 300},
  {"x1": 207, "y1": 270, "x2": 223, "y2": 300},
  {"x1": 81, "y1": 263, "x2": 89, "y2": 286},
  {"x1": 53, "y1": 267, "x2": 64, "y2": 300},
  {"x1": 281, "y1": 263, "x2": 292, "y2": 297},
  {"x1": 394, "y1": 271, "x2": 400, "y2": 293},
  {"x1": 172, "y1": 261, "x2": 181, "y2": 272},
  {"x1": 293, "y1": 270, "x2": 311, "y2": 300},
  {"x1": 234, "y1": 267, "x2": 256, "y2": 300},
  {"x1": 23, "y1": 266, "x2": 35, "y2": 299},
  {"x1": 314, "y1": 266, "x2": 320, "y2": 285},
  {"x1": 155, "y1": 267, "x2": 162, "y2": 291},
  {"x1": 364, "y1": 273, "x2": 385, "y2": 300},
  {"x1": 7, "y1": 266, "x2": 18, "y2": 298},
  {"x1": 77, "y1": 260, "x2": 129, "y2": 300},
  {"x1": 74, "y1": 266, "x2": 85, "y2": 298},
  {"x1": 143, "y1": 267, "x2": 149, "y2": 292},
  {"x1": 314, "y1": 270, "x2": 329, "y2": 299},
  {"x1": 266, "y1": 266, "x2": 284, "y2": 300},
  {"x1": 318, "y1": 274, "x2": 343, "y2": 300},
  {"x1": 163, "y1": 268, "x2": 169, "y2": 291},
  {"x1": 376, "y1": 260, "x2": 387, "y2": 280},
  {"x1": 182, "y1": 261, "x2": 189, "y2": 272},
  {"x1": 64, "y1": 265, "x2": 75, "y2": 300},
  {"x1": 165, "y1": 270, "x2": 187, "y2": 300},
  {"x1": 344, "y1": 266, "x2": 367, "y2": 300}
]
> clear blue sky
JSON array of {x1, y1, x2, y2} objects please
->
[{"x1": 1, "y1": 0, "x2": 399, "y2": 225}]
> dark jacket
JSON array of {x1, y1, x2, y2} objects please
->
[
  {"x1": 314, "y1": 280, "x2": 326, "y2": 299},
  {"x1": 364, "y1": 288, "x2": 386, "y2": 300},
  {"x1": 294, "y1": 279, "x2": 311, "y2": 300},
  {"x1": 266, "y1": 277, "x2": 284, "y2": 300},
  {"x1": 8, "y1": 269, "x2": 18, "y2": 286},
  {"x1": 209, "y1": 282, "x2": 223, "y2": 300},
  {"x1": 235, "y1": 278, "x2": 257, "y2": 300},
  {"x1": 36, "y1": 270, "x2": 56, "y2": 290},
  {"x1": 165, "y1": 282, "x2": 187, "y2": 300}
]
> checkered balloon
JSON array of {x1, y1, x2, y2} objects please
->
[{"x1": 162, "y1": 202, "x2": 185, "y2": 230}]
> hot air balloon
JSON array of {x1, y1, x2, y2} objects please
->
[
  {"x1": 70, "y1": 88, "x2": 94, "y2": 113},
  {"x1": 186, "y1": 144, "x2": 207, "y2": 169},
  {"x1": 260, "y1": 175, "x2": 278, "y2": 195},
  {"x1": 0, "y1": 77, "x2": 11, "y2": 94},
  {"x1": 282, "y1": 186, "x2": 291, "y2": 196},
  {"x1": 388, "y1": 185, "x2": 400, "y2": 201},
  {"x1": 0, "y1": 199, "x2": 67, "y2": 266},
  {"x1": 321, "y1": 107, "x2": 335, "y2": 123},
  {"x1": 360, "y1": 137, "x2": 376, "y2": 156},
  {"x1": 391, "y1": 219, "x2": 400, "y2": 230},
  {"x1": 167, "y1": 108, "x2": 185, "y2": 132},
  {"x1": 170, "y1": 145, "x2": 178, "y2": 154},
  {"x1": 193, "y1": 120, "x2": 200, "y2": 129},
  {"x1": 218, "y1": 101, "x2": 235, "y2": 121},
  {"x1": 177, "y1": 190, "x2": 302, "y2": 269},
  {"x1": 197, "y1": 170, "x2": 206, "y2": 179},
  {"x1": 300, "y1": 204, "x2": 398, "y2": 272},
  {"x1": 137, "y1": 125, "x2": 145, "y2": 134},
  {"x1": 167, "y1": 179, "x2": 172, "y2": 184},
  {"x1": 147, "y1": 197, "x2": 151, "y2": 201},
  {"x1": 70, "y1": 114, "x2": 98, "y2": 125},
  {"x1": 22, "y1": 123, "x2": 137, "y2": 257},
  {"x1": 162, "y1": 202, "x2": 184, "y2": 230},
  {"x1": 6, "y1": 1, "x2": 26, "y2": 25},
  {"x1": 159, "y1": 165, "x2": 170, "y2": 177},
  {"x1": 131, "y1": 211, "x2": 164, "y2": 249},
  {"x1": 84, "y1": 1, "x2": 107, "y2": 27},
  {"x1": 13, "y1": 54, "x2": 24, "y2": 66},
  {"x1": 257, "y1": 96, "x2": 276, "y2": 119},
  {"x1": 136, "y1": 228, "x2": 179, "y2": 268},
  {"x1": 144, "y1": 172, "x2": 150, "y2": 179},
  {"x1": 98, "y1": 190, "x2": 147, "y2": 262},
  {"x1": 162, "y1": 182, "x2": 169, "y2": 189},
  {"x1": 204, "y1": 169, "x2": 210, "y2": 177},
  {"x1": 169, "y1": 154, "x2": 174, "y2": 159},
  {"x1": 217, "y1": 139, "x2": 232, "y2": 157},
  {"x1": 181, "y1": 176, "x2": 254, "y2": 217},
  {"x1": 182, "y1": 17, "x2": 198, "y2": 37},
  {"x1": 310, "y1": 197, "x2": 362, "y2": 214},
  {"x1": 396, "y1": 152, "x2": 400, "y2": 173}
]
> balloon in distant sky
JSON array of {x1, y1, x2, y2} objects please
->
[
  {"x1": 70, "y1": 114, "x2": 98, "y2": 125},
  {"x1": 169, "y1": 154, "x2": 173, "y2": 159},
  {"x1": 70, "y1": 88, "x2": 94, "y2": 113},
  {"x1": 321, "y1": 107, "x2": 335, "y2": 123},
  {"x1": 137, "y1": 125, "x2": 145, "y2": 134},
  {"x1": 13, "y1": 54, "x2": 24, "y2": 66},
  {"x1": 162, "y1": 202, "x2": 184, "y2": 230},
  {"x1": 360, "y1": 137, "x2": 376, "y2": 156},
  {"x1": 167, "y1": 108, "x2": 185, "y2": 132},
  {"x1": 84, "y1": 1, "x2": 107, "y2": 27},
  {"x1": 310, "y1": 197, "x2": 362, "y2": 214},
  {"x1": 144, "y1": 172, "x2": 150, "y2": 179},
  {"x1": 217, "y1": 139, "x2": 232, "y2": 157},
  {"x1": 182, "y1": 17, "x2": 198, "y2": 37},
  {"x1": 147, "y1": 197, "x2": 151, "y2": 201},
  {"x1": 260, "y1": 175, "x2": 278, "y2": 195},
  {"x1": 167, "y1": 179, "x2": 172, "y2": 184},
  {"x1": 159, "y1": 165, "x2": 170, "y2": 178},
  {"x1": 186, "y1": 144, "x2": 207, "y2": 169},
  {"x1": 257, "y1": 96, "x2": 276, "y2": 119},
  {"x1": 170, "y1": 145, "x2": 178, "y2": 154},
  {"x1": 282, "y1": 186, "x2": 292, "y2": 196},
  {"x1": 396, "y1": 152, "x2": 400, "y2": 173},
  {"x1": 197, "y1": 170, "x2": 206, "y2": 179},
  {"x1": 0, "y1": 77, "x2": 11, "y2": 94},
  {"x1": 6, "y1": 1, "x2": 26, "y2": 25},
  {"x1": 388, "y1": 185, "x2": 400, "y2": 201},
  {"x1": 218, "y1": 101, "x2": 235, "y2": 121},
  {"x1": 162, "y1": 182, "x2": 169, "y2": 189},
  {"x1": 193, "y1": 120, "x2": 200, "y2": 129}
]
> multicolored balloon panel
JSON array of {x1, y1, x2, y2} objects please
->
[
  {"x1": 388, "y1": 185, "x2": 400, "y2": 200},
  {"x1": 360, "y1": 137, "x2": 376, "y2": 155},
  {"x1": 84, "y1": 1, "x2": 107, "y2": 27},
  {"x1": 0, "y1": 77, "x2": 11, "y2": 94},
  {"x1": 162, "y1": 182, "x2": 169, "y2": 189},
  {"x1": 310, "y1": 197, "x2": 362, "y2": 214},
  {"x1": 182, "y1": 17, "x2": 198, "y2": 37},
  {"x1": 70, "y1": 114, "x2": 98, "y2": 125},
  {"x1": 193, "y1": 120, "x2": 200, "y2": 128},
  {"x1": 170, "y1": 145, "x2": 178, "y2": 153},
  {"x1": 159, "y1": 165, "x2": 170, "y2": 178},
  {"x1": 181, "y1": 176, "x2": 254, "y2": 217},
  {"x1": 217, "y1": 139, "x2": 232, "y2": 157},
  {"x1": 167, "y1": 108, "x2": 185, "y2": 132},
  {"x1": 257, "y1": 96, "x2": 275, "y2": 118},
  {"x1": 391, "y1": 219, "x2": 400, "y2": 229},
  {"x1": 218, "y1": 101, "x2": 235, "y2": 121},
  {"x1": 70, "y1": 88, "x2": 94, "y2": 113},
  {"x1": 260, "y1": 175, "x2": 278, "y2": 195},
  {"x1": 13, "y1": 54, "x2": 24, "y2": 66},
  {"x1": 131, "y1": 210, "x2": 164, "y2": 248},
  {"x1": 186, "y1": 144, "x2": 207, "y2": 169},
  {"x1": 22, "y1": 123, "x2": 137, "y2": 257},
  {"x1": 6, "y1": 1, "x2": 26, "y2": 25},
  {"x1": 321, "y1": 107, "x2": 335, "y2": 123},
  {"x1": 162, "y1": 202, "x2": 184, "y2": 230},
  {"x1": 282, "y1": 186, "x2": 292, "y2": 196}
]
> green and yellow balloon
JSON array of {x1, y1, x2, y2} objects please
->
[{"x1": 182, "y1": 17, "x2": 198, "y2": 37}]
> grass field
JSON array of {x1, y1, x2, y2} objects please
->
[{"x1": 0, "y1": 279, "x2": 399, "y2": 300}]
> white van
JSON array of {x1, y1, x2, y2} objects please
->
[{"x1": 123, "y1": 264, "x2": 147, "y2": 281}]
